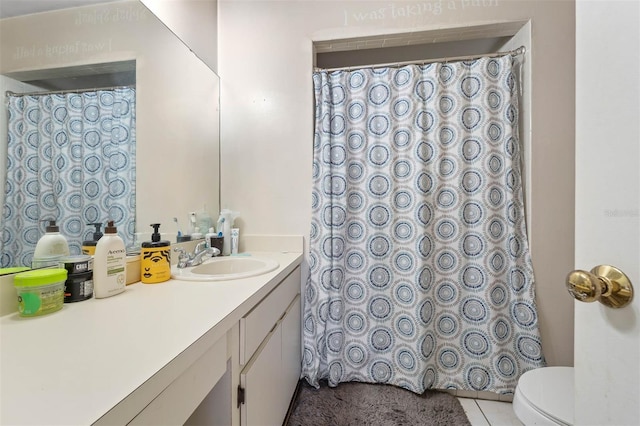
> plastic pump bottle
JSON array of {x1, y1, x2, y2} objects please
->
[
  {"x1": 82, "y1": 222, "x2": 103, "y2": 255},
  {"x1": 33, "y1": 220, "x2": 70, "y2": 259},
  {"x1": 141, "y1": 223, "x2": 171, "y2": 284},
  {"x1": 191, "y1": 227, "x2": 204, "y2": 240},
  {"x1": 93, "y1": 220, "x2": 126, "y2": 298}
]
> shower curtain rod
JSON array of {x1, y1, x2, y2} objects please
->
[
  {"x1": 5, "y1": 84, "x2": 135, "y2": 97},
  {"x1": 315, "y1": 45, "x2": 525, "y2": 73}
]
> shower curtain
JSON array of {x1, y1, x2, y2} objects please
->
[
  {"x1": 1, "y1": 87, "x2": 136, "y2": 267},
  {"x1": 302, "y1": 53, "x2": 545, "y2": 395}
]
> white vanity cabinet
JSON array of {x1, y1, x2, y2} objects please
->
[
  {"x1": 238, "y1": 267, "x2": 301, "y2": 426},
  {"x1": 0, "y1": 249, "x2": 303, "y2": 426}
]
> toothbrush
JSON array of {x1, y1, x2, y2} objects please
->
[{"x1": 173, "y1": 217, "x2": 182, "y2": 237}]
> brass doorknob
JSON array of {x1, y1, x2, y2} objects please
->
[{"x1": 566, "y1": 265, "x2": 634, "y2": 308}]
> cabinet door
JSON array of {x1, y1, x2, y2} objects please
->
[
  {"x1": 240, "y1": 324, "x2": 283, "y2": 426},
  {"x1": 240, "y1": 296, "x2": 301, "y2": 426}
]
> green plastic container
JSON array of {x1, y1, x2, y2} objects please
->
[
  {"x1": 14, "y1": 269, "x2": 67, "y2": 317},
  {"x1": 0, "y1": 267, "x2": 30, "y2": 276}
]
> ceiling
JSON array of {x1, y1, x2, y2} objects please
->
[{"x1": 0, "y1": 0, "x2": 117, "y2": 19}]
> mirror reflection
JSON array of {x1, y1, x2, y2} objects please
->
[
  {"x1": 3, "y1": 85, "x2": 137, "y2": 268},
  {"x1": 0, "y1": 0, "x2": 220, "y2": 269}
]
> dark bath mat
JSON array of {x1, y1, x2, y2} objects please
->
[{"x1": 285, "y1": 380, "x2": 471, "y2": 426}]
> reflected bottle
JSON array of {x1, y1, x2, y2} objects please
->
[
  {"x1": 33, "y1": 220, "x2": 70, "y2": 268},
  {"x1": 82, "y1": 222, "x2": 103, "y2": 255}
]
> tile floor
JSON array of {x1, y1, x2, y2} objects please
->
[{"x1": 457, "y1": 398, "x2": 524, "y2": 426}]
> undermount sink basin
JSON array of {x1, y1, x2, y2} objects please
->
[{"x1": 171, "y1": 256, "x2": 279, "y2": 281}]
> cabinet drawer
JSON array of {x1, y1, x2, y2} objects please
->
[
  {"x1": 240, "y1": 267, "x2": 300, "y2": 365},
  {"x1": 128, "y1": 334, "x2": 227, "y2": 426}
]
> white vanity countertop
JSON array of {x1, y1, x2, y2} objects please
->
[{"x1": 0, "y1": 251, "x2": 302, "y2": 426}]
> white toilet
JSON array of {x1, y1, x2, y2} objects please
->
[{"x1": 513, "y1": 366, "x2": 574, "y2": 425}]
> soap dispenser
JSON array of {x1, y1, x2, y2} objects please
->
[
  {"x1": 93, "y1": 220, "x2": 126, "y2": 298},
  {"x1": 140, "y1": 223, "x2": 171, "y2": 284},
  {"x1": 82, "y1": 222, "x2": 103, "y2": 255},
  {"x1": 33, "y1": 220, "x2": 70, "y2": 267}
]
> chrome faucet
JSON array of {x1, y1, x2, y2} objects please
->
[{"x1": 174, "y1": 241, "x2": 220, "y2": 268}]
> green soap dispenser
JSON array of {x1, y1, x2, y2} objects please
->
[
  {"x1": 82, "y1": 222, "x2": 103, "y2": 255},
  {"x1": 141, "y1": 223, "x2": 171, "y2": 284}
]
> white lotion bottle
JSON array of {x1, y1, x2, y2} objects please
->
[
  {"x1": 94, "y1": 220, "x2": 127, "y2": 298},
  {"x1": 33, "y1": 220, "x2": 70, "y2": 258},
  {"x1": 191, "y1": 226, "x2": 204, "y2": 240}
]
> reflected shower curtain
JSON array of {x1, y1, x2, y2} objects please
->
[
  {"x1": 302, "y1": 54, "x2": 545, "y2": 394},
  {"x1": 1, "y1": 87, "x2": 136, "y2": 267}
]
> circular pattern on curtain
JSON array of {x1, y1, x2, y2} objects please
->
[
  {"x1": 1, "y1": 88, "x2": 136, "y2": 267},
  {"x1": 304, "y1": 54, "x2": 544, "y2": 395}
]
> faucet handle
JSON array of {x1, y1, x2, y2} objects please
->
[
  {"x1": 194, "y1": 241, "x2": 208, "y2": 254},
  {"x1": 173, "y1": 247, "x2": 190, "y2": 268}
]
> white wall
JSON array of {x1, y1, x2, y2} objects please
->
[
  {"x1": 140, "y1": 0, "x2": 218, "y2": 73},
  {"x1": 575, "y1": 0, "x2": 639, "y2": 423},
  {"x1": 218, "y1": 0, "x2": 576, "y2": 367}
]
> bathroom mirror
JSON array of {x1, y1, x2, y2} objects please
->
[{"x1": 0, "y1": 0, "x2": 220, "y2": 268}]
